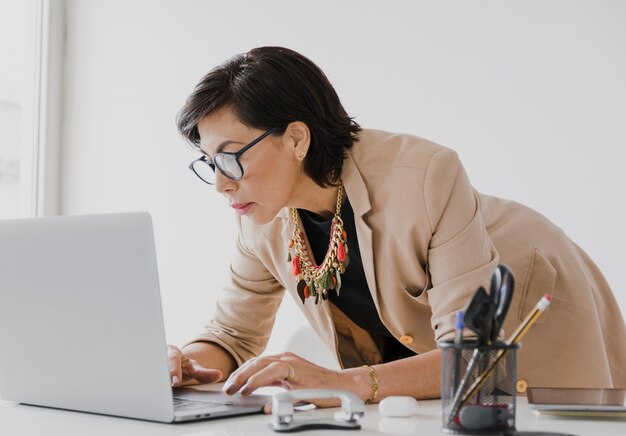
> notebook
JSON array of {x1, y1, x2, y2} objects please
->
[
  {"x1": 0, "y1": 212, "x2": 268, "y2": 423},
  {"x1": 527, "y1": 387, "x2": 626, "y2": 418}
]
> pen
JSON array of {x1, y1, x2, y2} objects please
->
[
  {"x1": 452, "y1": 311, "x2": 464, "y2": 398},
  {"x1": 446, "y1": 348, "x2": 481, "y2": 425},
  {"x1": 454, "y1": 311, "x2": 465, "y2": 346},
  {"x1": 460, "y1": 294, "x2": 551, "y2": 405}
]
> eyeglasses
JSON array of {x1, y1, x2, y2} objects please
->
[{"x1": 189, "y1": 126, "x2": 282, "y2": 185}]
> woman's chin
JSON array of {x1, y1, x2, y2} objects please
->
[{"x1": 245, "y1": 208, "x2": 276, "y2": 225}]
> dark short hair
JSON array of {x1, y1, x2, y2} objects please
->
[{"x1": 176, "y1": 46, "x2": 361, "y2": 187}]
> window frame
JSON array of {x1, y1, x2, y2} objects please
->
[{"x1": 19, "y1": 0, "x2": 63, "y2": 217}]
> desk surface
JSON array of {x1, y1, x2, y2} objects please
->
[{"x1": 1, "y1": 393, "x2": 623, "y2": 436}]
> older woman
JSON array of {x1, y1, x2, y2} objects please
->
[{"x1": 168, "y1": 46, "x2": 626, "y2": 408}]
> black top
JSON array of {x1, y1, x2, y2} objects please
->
[{"x1": 298, "y1": 198, "x2": 416, "y2": 363}]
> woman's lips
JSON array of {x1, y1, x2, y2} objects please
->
[{"x1": 231, "y1": 202, "x2": 254, "y2": 215}]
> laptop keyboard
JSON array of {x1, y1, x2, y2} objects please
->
[{"x1": 173, "y1": 397, "x2": 237, "y2": 411}]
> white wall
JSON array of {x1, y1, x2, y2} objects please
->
[
  {"x1": 0, "y1": 0, "x2": 31, "y2": 218},
  {"x1": 61, "y1": 0, "x2": 626, "y2": 361}
]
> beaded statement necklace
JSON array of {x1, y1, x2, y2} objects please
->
[{"x1": 287, "y1": 181, "x2": 349, "y2": 305}]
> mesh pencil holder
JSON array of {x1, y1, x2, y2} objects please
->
[{"x1": 438, "y1": 340, "x2": 519, "y2": 435}]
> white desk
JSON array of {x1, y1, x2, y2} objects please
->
[{"x1": 1, "y1": 395, "x2": 623, "y2": 435}]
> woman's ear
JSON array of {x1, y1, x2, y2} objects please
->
[{"x1": 284, "y1": 121, "x2": 310, "y2": 161}]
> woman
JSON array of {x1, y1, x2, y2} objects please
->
[{"x1": 168, "y1": 46, "x2": 626, "y2": 408}]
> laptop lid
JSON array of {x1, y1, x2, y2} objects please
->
[{"x1": 0, "y1": 212, "x2": 177, "y2": 422}]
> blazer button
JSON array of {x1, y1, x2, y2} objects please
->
[
  {"x1": 399, "y1": 335, "x2": 413, "y2": 345},
  {"x1": 516, "y1": 379, "x2": 528, "y2": 394}
]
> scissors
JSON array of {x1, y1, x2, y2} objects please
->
[
  {"x1": 450, "y1": 265, "x2": 516, "y2": 424},
  {"x1": 463, "y1": 264, "x2": 515, "y2": 345},
  {"x1": 490, "y1": 264, "x2": 514, "y2": 342}
]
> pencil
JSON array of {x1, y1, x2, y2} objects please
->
[{"x1": 506, "y1": 294, "x2": 551, "y2": 345}]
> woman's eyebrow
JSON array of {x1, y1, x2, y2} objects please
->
[
  {"x1": 216, "y1": 140, "x2": 245, "y2": 154},
  {"x1": 200, "y1": 140, "x2": 245, "y2": 157}
]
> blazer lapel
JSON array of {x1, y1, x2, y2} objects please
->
[{"x1": 341, "y1": 154, "x2": 380, "y2": 311}]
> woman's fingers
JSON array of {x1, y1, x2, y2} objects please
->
[
  {"x1": 167, "y1": 345, "x2": 222, "y2": 386},
  {"x1": 167, "y1": 345, "x2": 184, "y2": 386},
  {"x1": 224, "y1": 352, "x2": 341, "y2": 398},
  {"x1": 224, "y1": 356, "x2": 288, "y2": 395},
  {"x1": 187, "y1": 361, "x2": 223, "y2": 384},
  {"x1": 222, "y1": 352, "x2": 345, "y2": 411},
  {"x1": 239, "y1": 361, "x2": 292, "y2": 396}
]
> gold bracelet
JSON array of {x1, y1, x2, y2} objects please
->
[{"x1": 362, "y1": 365, "x2": 379, "y2": 405}]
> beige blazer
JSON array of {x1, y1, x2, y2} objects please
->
[{"x1": 191, "y1": 129, "x2": 626, "y2": 391}]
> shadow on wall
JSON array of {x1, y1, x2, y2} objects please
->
[{"x1": 283, "y1": 326, "x2": 341, "y2": 370}]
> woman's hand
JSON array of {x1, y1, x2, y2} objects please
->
[
  {"x1": 222, "y1": 352, "x2": 353, "y2": 411},
  {"x1": 167, "y1": 345, "x2": 223, "y2": 387}
]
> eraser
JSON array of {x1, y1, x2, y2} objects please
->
[{"x1": 378, "y1": 396, "x2": 419, "y2": 417}]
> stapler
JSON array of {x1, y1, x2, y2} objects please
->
[{"x1": 269, "y1": 389, "x2": 365, "y2": 432}]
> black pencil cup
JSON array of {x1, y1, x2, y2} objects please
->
[{"x1": 439, "y1": 341, "x2": 518, "y2": 434}]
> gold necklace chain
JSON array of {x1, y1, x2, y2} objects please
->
[{"x1": 288, "y1": 181, "x2": 349, "y2": 304}]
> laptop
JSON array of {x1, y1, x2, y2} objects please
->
[
  {"x1": 0, "y1": 212, "x2": 268, "y2": 423},
  {"x1": 527, "y1": 387, "x2": 626, "y2": 418}
]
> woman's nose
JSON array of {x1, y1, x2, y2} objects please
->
[{"x1": 214, "y1": 170, "x2": 236, "y2": 194}]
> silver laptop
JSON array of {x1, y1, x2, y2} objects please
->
[{"x1": 0, "y1": 212, "x2": 268, "y2": 423}]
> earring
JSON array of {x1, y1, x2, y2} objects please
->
[{"x1": 297, "y1": 152, "x2": 307, "y2": 161}]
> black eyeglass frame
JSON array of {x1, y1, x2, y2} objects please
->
[{"x1": 189, "y1": 126, "x2": 283, "y2": 185}]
